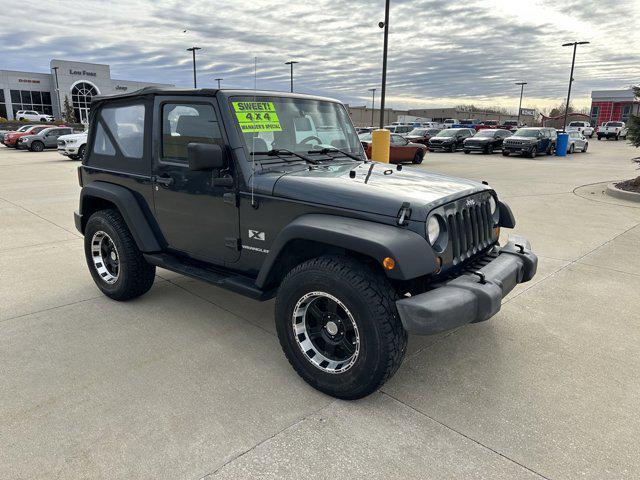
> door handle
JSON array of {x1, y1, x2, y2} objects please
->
[{"x1": 155, "y1": 175, "x2": 174, "y2": 186}]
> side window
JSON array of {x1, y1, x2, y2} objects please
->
[
  {"x1": 99, "y1": 104, "x2": 145, "y2": 158},
  {"x1": 161, "y1": 103, "x2": 221, "y2": 162},
  {"x1": 93, "y1": 122, "x2": 116, "y2": 156}
]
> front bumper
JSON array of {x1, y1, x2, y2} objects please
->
[
  {"x1": 464, "y1": 143, "x2": 489, "y2": 151},
  {"x1": 58, "y1": 147, "x2": 78, "y2": 156},
  {"x1": 396, "y1": 235, "x2": 537, "y2": 335},
  {"x1": 429, "y1": 142, "x2": 454, "y2": 151},
  {"x1": 503, "y1": 144, "x2": 534, "y2": 155},
  {"x1": 17, "y1": 142, "x2": 30, "y2": 150}
]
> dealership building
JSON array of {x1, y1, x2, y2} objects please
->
[
  {"x1": 0, "y1": 59, "x2": 173, "y2": 122},
  {"x1": 590, "y1": 89, "x2": 639, "y2": 126}
]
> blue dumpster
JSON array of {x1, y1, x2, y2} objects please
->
[{"x1": 556, "y1": 133, "x2": 569, "y2": 157}]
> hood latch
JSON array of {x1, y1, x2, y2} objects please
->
[{"x1": 397, "y1": 202, "x2": 411, "y2": 226}]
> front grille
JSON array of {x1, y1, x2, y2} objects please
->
[
  {"x1": 57, "y1": 140, "x2": 65, "y2": 146},
  {"x1": 446, "y1": 198, "x2": 494, "y2": 264},
  {"x1": 504, "y1": 140, "x2": 529, "y2": 146}
]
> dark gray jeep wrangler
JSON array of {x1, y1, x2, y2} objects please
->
[{"x1": 75, "y1": 87, "x2": 537, "y2": 399}]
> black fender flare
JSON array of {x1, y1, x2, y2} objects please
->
[
  {"x1": 255, "y1": 214, "x2": 437, "y2": 288},
  {"x1": 498, "y1": 200, "x2": 516, "y2": 229},
  {"x1": 78, "y1": 181, "x2": 161, "y2": 252}
]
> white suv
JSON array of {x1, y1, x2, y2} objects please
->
[
  {"x1": 15, "y1": 110, "x2": 54, "y2": 123},
  {"x1": 566, "y1": 121, "x2": 594, "y2": 138},
  {"x1": 57, "y1": 131, "x2": 88, "y2": 160}
]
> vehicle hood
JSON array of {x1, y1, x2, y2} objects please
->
[
  {"x1": 465, "y1": 136, "x2": 492, "y2": 142},
  {"x1": 429, "y1": 136, "x2": 455, "y2": 142},
  {"x1": 272, "y1": 161, "x2": 488, "y2": 219},
  {"x1": 59, "y1": 133, "x2": 86, "y2": 141},
  {"x1": 505, "y1": 135, "x2": 537, "y2": 142},
  {"x1": 5, "y1": 132, "x2": 27, "y2": 140}
]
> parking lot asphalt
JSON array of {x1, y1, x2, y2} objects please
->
[{"x1": 1, "y1": 139, "x2": 639, "y2": 479}]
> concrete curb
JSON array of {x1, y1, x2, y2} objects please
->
[{"x1": 606, "y1": 182, "x2": 640, "y2": 202}]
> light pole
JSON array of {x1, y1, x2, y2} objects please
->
[
  {"x1": 368, "y1": 88, "x2": 376, "y2": 126},
  {"x1": 515, "y1": 82, "x2": 527, "y2": 126},
  {"x1": 561, "y1": 41, "x2": 590, "y2": 132},
  {"x1": 51, "y1": 66, "x2": 62, "y2": 120},
  {"x1": 214, "y1": 78, "x2": 223, "y2": 89},
  {"x1": 186, "y1": 46, "x2": 202, "y2": 88},
  {"x1": 378, "y1": 0, "x2": 390, "y2": 129},
  {"x1": 284, "y1": 61, "x2": 298, "y2": 93}
]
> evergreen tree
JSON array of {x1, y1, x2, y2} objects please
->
[
  {"x1": 63, "y1": 96, "x2": 77, "y2": 124},
  {"x1": 628, "y1": 86, "x2": 640, "y2": 186}
]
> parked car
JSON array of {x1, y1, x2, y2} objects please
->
[
  {"x1": 405, "y1": 127, "x2": 441, "y2": 145},
  {"x1": 452, "y1": 119, "x2": 480, "y2": 129},
  {"x1": 463, "y1": 129, "x2": 512, "y2": 154},
  {"x1": 74, "y1": 87, "x2": 537, "y2": 399},
  {"x1": 428, "y1": 128, "x2": 474, "y2": 152},
  {"x1": 502, "y1": 120, "x2": 520, "y2": 132},
  {"x1": 15, "y1": 110, "x2": 54, "y2": 122},
  {"x1": 0, "y1": 124, "x2": 34, "y2": 144},
  {"x1": 384, "y1": 124, "x2": 414, "y2": 135},
  {"x1": 360, "y1": 132, "x2": 427, "y2": 163},
  {"x1": 566, "y1": 131, "x2": 588, "y2": 153},
  {"x1": 442, "y1": 118, "x2": 459, "y2": 129},
  {"x1": 475, "y1": 120, "x2": 500, "y2": 131},
  {"x1": 566, "y1": 121, "x2": 594, "y2": 138},
  {"x1": 2, "y1": 125, "x2": 50, "y2": 147},
  {"x1": 597, "y1": 121, "x2": 628, "y2": 140},
  {"x1": 57, "y1": 131, "x2": 88, "y2": 160},
  {"x1": 17, "y1": 126, "x2": 74, "y2": 151},
  {"x1": 502, "y1": 127, "x2": 557, "y2": 158}
]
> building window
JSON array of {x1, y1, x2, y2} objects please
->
[
  {"x1": 71, "y1": 82, "x2": 98, "y2": 123},
  {"x1": 0, "y1": 90, "x2": 6, "y2": 119},
  {"x1": 621, "y1": 105, "x2": 632, "y2": 123},
  {"x1": 590, "y1": 105, "x2": 599, "y2": 124},
  {"x1": 9, "y1": 89, "x2": 54, "y2": 116}
]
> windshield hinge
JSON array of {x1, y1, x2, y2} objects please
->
[
  {"x1": 225, "y1": 237, "x2": 241, "y2": 250},
  {"x1": 397, "y1": 202, "x2": 411, "y2": 226}
]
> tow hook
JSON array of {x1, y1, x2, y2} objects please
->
[
  {"x1": 515, "y1": 243, "x2": 525, "y2": 254},
  {"x1": 471, "y1": 271, "x2": 487, "y2": 284}
]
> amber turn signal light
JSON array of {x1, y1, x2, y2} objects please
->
[
  {"x1": 434, "y1": 256, "x2": 442, "y2": 273},
  {"x1": 494, "y1": 227, "x2": 500, "y2": 238},
  {"x1": 382, "y1": 257, "x2": 395, "y2": 270}
]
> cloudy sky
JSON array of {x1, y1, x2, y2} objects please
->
[{"x1": 2, "y1": 0, "x2": 638, "y2": 112}]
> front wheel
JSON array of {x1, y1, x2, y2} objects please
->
[
  {"x1": 597, "y1": 135, "x2": 602, "y2": 141},
  {"x1": 412, "y1": 151, "x2": 423, "y2": 164},
  {"x1": 569, "y1": 144, "x2": 575, "y2": 154},
  {"x1": 77, "y1": 145, "x2": 86, "y2": 160},
  {"x1": 84, "y1": 209, "x2": 156, "y2": 301},
  {"x1": 450, "y1": 143, "x2": 456, "y2": 153},
  {"x1": 463, "y1": 149, "x2": 470, "y2": 154},
  {"x1": 502, "y1": 151, "x2": 510, "y2": 156},
  {"x1": 30, "y1": 141, "x2": 44, "y2": 152},
  {"x1": 583, "y1": 142, "x2": 588, "y2": 152},
  {"x1": 275, "y1": 255, "x2": 407, "y2": 399},
  {"x1": 486, "y1": 145, "x2": 494, "y2": 155}
]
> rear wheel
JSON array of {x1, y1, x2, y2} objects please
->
[
  {"x1": 275, "y1": 255, "x2": 407, "y2": 399},
  {"x1": 597, "y1": 134, "x2": 602, "y2": 141},
  {"x1": 412, "y1": 151, "x2": 424, "y2": 164},
  {"x1": 569, "y1": 144, "x2": 575, "y2": 154},
  {"x1": 84, "y1": 209, "x2": 156, "y2": 301},
  {"x1": 30, "y1": 141, "x2": 44, "y2": 152}
]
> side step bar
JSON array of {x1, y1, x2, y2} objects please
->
[{"x1": 144, "y1": 253, "x2": 275, "y2": 301}]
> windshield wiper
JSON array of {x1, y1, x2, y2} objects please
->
[
  {"x1": 307, "y1": 147, "x2": 364, "y2": 162},
  {"x1": 250, "y1": 148, "x2": 319, "y2": 164}
]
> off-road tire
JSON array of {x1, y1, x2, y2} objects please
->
[
  {"x1": 275, "y1": 255, "x2": 407, "y2": 399},
  {"x1": 30, "y1": 141, "x2": 44, "y2": 152},
  {"x1": 412, "y1": 151, "x2": 424, "y2": 164},
  {"x1": 84, "y1": 209, "x2": 155, "y2": 301}
]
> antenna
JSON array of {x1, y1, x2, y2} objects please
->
[{"x1": 251, "y1": 56, "x2": 257, "y2": 207}]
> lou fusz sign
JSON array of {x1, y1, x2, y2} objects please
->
[{"x1": 520, "y1": 108, "x2": 535, "y2": 116}]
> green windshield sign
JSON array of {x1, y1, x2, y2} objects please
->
[{"x1": 233, "y1": 101, "x2": 283, "y2": 132}]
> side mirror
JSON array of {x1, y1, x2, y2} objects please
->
[{"x1": 188, "y1": 143, "x2": 226, "y2": 171}]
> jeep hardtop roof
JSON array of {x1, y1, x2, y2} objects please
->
[{"x1": 91, "y1": 87, "x2": 341, "y2": 107}]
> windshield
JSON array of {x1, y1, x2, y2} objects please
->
[
  {"x1": 606, "y1": 122, "x2": 623, "y2": 127},
  {"x1": 513, "y1": 129, "x2": 540, "y2": 137},
  {"x1": 408, "y1": 128, "x2": 427, "y2": 136},
  {"x1": 569, "y1": 122, "x2": 583, "y2": 127},
  {"x1": 435, "y1": 130, "x2": 457, "y2": 137},
  {"x1": 17, "y1": 126, "x2": 31, "y2": 132},
  {"x1": 358, "y1": 133, "x2": 372, "y2": 142},
  {"x1": 459, "y1": 120, "x2": 474, "y2": 125},
  {"x1": 475, "y1": 130, "x2": 496, "y2": 137},
  {"x1": 232, "y1": 96, "x2": 362, "y2": 158}
]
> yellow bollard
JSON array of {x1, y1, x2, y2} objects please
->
[{"x1": 371, "y1": 128, "x2": 390, "y2": 163}]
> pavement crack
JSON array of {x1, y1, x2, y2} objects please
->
[
  {"x1": 380, "y1": 392, "x2": 552, "y2": 480},
  {"x1": 197, "y1": 399, "x2": 336, "y2": 479},
  {"x1": 0, "y1": 193, "x2": 81, "y2": 238}
]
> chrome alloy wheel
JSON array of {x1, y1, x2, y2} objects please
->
[
  {"x1": 292, "y1": 291, "x2": 360, "y2": 374},
  {"x1": 91, "y1": 231, "x2": 120, "y2": 284}
]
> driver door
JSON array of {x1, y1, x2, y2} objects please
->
[{"x1": 152, "y1": 96, "x2": 239, "y2": 265}]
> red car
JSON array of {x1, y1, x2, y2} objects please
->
[
  {"x1": 360, "y1": 132, "x2": 427, "y2": 164},
  {"x1": 3, "y1": 125, "x2": 55, "y2": 148}
]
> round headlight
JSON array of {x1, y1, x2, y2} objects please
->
[
  {"x1": 489, "y1": 196, "x2": 497, "y2": 215},
  {"x1": 426, "y1": 216, "x2": 441, "y2": 245}
]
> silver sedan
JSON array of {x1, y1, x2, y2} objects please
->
[{"x1": 567, "y1": 131, "x2": 588, "y2": 153}]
